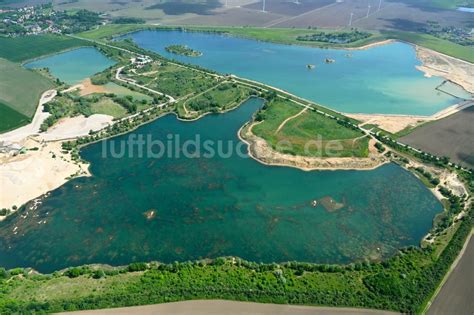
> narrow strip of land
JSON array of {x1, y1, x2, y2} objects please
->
[
  {"x1": 427, "y1": 232, "x2": 474, "y2": 315},
  {"x1": 59, "y1": 300, "x2": 400, "y2": 315}
]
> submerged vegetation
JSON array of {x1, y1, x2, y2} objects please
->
[{"x1": 0, "y1": 207, "x2": 470, "y2": 314}]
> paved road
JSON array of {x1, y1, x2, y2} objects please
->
[
  {"x1": 59, "y1": 300, "x2": 399, "y2": 315},
  {"x1": 427, "y1": 233, "x2": 474, "y2": 315}
]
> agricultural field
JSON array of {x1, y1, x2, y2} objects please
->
[
  {"x1": 0, "y1": 58, "x2": 54, "y2": 132},
  {"x1": 0, "y1": 102, "x2": 29, "y2": 133},
  {"x1": 0, "y1": 35, "x2": 90, "y2": 63},
  {"x1": 252, "y1": 99, "x2": 369, "y2": 158},
  {"x1": 244, "y1": 0, "x2": 333, "y2": 16},
  {"x1": 427, "y1": 235, "x2": 474, "y2": 315},
  {"x1": 78, "y1": 24, "x2": 147, "y2": 41},
  {"x1": 400, "y1": 106, "x2": 474, "y2": 169},
  {"x1": 0, "y1": 0, "x2": 50, "y2": 8}
]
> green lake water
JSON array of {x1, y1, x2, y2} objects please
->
[
  {"x1": 123, "y1": 30, "x2": 472, "y2": 115},
  {"x1": 0, "y1": 98, "x2": 443, "y2": 273},
  {"x1": 24, "y1": 47, "x2": 115, "y2": 85}
]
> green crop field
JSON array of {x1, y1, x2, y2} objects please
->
[
  {"x1": 253, "y1": 99, "x2": 369, "y2": 158},
  {"x1": 78, "y1": 24, "x2": 146, "y2": 40},
  {"x1": 0, "y1": 102, "x2": 29, "y2": 133},
  {"x1": 0, "y1": 35, "x2": 90, "y2": 63},
  {"x1": 0, "y1": 58, "x2": 54, "y2": 126}
]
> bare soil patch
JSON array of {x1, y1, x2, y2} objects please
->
[
  {"x1": 244, "y1": 0, "x2": 334, "y2": 16},
  {"x1": 168, "y1": 7, "x2": 283, "y2": 27},
  {"x1": 347, "y1": 113, "x2": 429, "y2": 134},
  {"x1": 416, "y1": 46, "x2": 474, "y2": 94},
  {"x1": 400, "y1": 106, "x2": 474, "y2": 169}
]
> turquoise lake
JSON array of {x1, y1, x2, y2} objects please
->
[
  {"x1": 122, "y1": 30, "x2": 471, "y2": 115},
  {"x1": 25, "y1": 47, "x2": 115, "y2": 85},
  {"x1": 0, "y1": 98, "x2": 443, "y2": 273}
]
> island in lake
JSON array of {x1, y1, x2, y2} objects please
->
[{"x1": 165, "y1": 44, "x2": 202, "y2": 57}]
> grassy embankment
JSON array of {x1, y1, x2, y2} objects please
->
[
  {"x1": 78, "y1": 24, "x2": 474, "y2": 63},
  {"x1": 252, "y1": 99, "x2": 369, "y2": 158},
  {"x1": 0, "y1": 58, "x2": 54, "y2": 133}
]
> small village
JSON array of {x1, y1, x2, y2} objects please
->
[{"x1": 0, "y1": 4, "x2": 102, "y2": 36}]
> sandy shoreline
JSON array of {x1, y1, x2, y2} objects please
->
[
  {"x1": 0, "y1": 138, "x2": 90, "y2": 217},
  {"x1": 64, "y1": 78, "x2": 110, "y2": 96},
  {"x1": 346, "y1": 99, "x2": 474, "y2": 134},
  {"x1": 347, "y1": 114, "x2": 429, "y2": 134},
  {"x1": 238, "y1": 123, "x2": 388, "y2": 171},
  {"x1": 344, "y1": 39, "x2": 396, "y2": 51},
  {"x1": 0, "y1": 95, "x2": 111, "y2": 213},
  {"x1": 415, "y1": 46, "x2": 474, "y2": 94}
]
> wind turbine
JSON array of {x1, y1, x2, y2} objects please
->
[
  {"x1": 366, "y1": 4, "x2": 371, "y2": 18},
  {"x1": 378, "y1": 0, "x2": 382, "y2": 11},
  {"x1": 262, "y1": 0, "x2": 266, "y2": 12},
  {"x1": 348, "y1": 12, "x2": 354, "y2": 26}
]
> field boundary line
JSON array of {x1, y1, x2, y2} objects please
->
[
  {"x1": 263, "y1": 2, "x2": 339, "y2": 28},
  {"x1": 422, "y1": 231, "x2": 473, "y2": 314}
]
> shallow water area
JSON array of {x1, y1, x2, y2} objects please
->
[
  {"x1": 25, "y1": 47, "x2": 115, "y2": 85},
  {"x1": 0, "y1": 98, "x2": 443, "y2": 273}
]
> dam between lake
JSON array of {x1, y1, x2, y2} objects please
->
[{"x1": 0, "y1": 98, "x2": 443, "y2": 273}]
